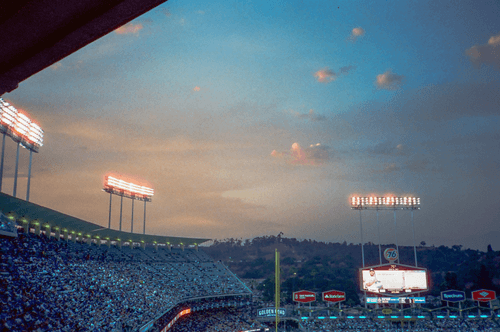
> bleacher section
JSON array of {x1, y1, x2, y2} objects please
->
[{"x1": 0, "y1": 230, "x2": 251, "y2": 332}]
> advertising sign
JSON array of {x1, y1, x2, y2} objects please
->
[
  {"x1": 257, "y1": 308, "x2": 286, "y2": 318},
  {"x1": 322, "y1": 290, "x2": 346, "y2": 303},
  {"x1": 441, "y1": 290, "x2": 466, "y2": 303},
  {"x1": 293, "y1": 290, "x2": 316, "y2": 303},
  {"x1": 472, "y1": 289, "x2": 496, "y2": 302},
  {"x1": 360, "y1": 264, "x2": 428, "y2": 296},
  {"x1": 384, "y1": 248, "x2": 398, "y2": 262}
]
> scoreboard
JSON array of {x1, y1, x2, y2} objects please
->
[{"x1": 360, "y1": 264, "x2": 428, "y2": 295}]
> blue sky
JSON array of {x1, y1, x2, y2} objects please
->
[{"x1": 2, "y1": 0, "x2": 500, "y2": 250}]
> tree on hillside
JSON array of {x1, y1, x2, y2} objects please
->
[{"x1": 476, "y1": 264, "x2": 494, "y2": 290}]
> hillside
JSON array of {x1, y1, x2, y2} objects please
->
[{"x1": 204, "y1": 235, "x2": 500, "y2": 305}]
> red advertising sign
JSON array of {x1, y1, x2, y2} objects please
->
[
  {"x1": 293, "y1": 290, "x2": 316, "y2": 303},
  {"x1": 322, "y1": 290, "x2": 346, "y2": 303},
  {"x1": 472, "y1": 289, "x2": 496, "y2": 302}
]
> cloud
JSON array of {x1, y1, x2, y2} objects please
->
[
  {"x1": 314, "y1": 66, "x2": 355, "y2": 83},
  {"x1": 271, "y1": 143, "x2": 330, "y2": 165},
  {"x1": 375, "y1": 70, "x2": 405, "y2": 90},
  {"x1": 367, "y1": 141, "x2": 408, "y2": 156},
  {"x1": 339, "y1": 65, "x2": 356, "y2": 74},
  {"x1": 350, "y1": 27, "x2": 365, "y2": 41},
  {"x1": 465, "y1": 33, "x2": 500, "y2": 70},
  {"x1": 380, "y1": 163, "x2": 400, "y2": 173},
  {"x1": 114, "y1": 23, "x2": 143, "y2": 35},
  {"x1": 314, "y1": 68, "x2": 336, "y2": 83},
  {"x1": 193, "y1": 86, "x2": 201, "y2": 91},
  {"x1": 50, "y1": 62, "x2": 62, "y2": 70},
  {"x1": 270, "y1": 150, "x2": 284, "y2": 158},
  {"x1": 296, "y1": 109, "x2": 327, "y2": 122}
]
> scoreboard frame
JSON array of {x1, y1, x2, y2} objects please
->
[{"x1": 359, "y1": 263, "x2": 428, "y2": 296}]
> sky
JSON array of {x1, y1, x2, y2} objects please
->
[{"x1": 2, "y1": 0, "x2": 500, "y2": 251}]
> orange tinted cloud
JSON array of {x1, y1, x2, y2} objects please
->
[
  {"x1": 314, "y1": 68, "x2": 336, "y2": 83},
  {"x1": 375, "y1": 70, "x2": 405, "y2": 90},
  {"x1": 465, "y1": 33, "x2": 500, "y2": 70},
  {"x1": 115, "y1": 23, "x2": 143, "y2": 35},
  {"x1": 271, "y1": 143, "x2": 329, "y2": 165},
  {"x1": 271, "y1": 150, "x2": 284, "y2": 157},
  {"x1": 193, "y1": 86, "x2": 201, "y2": 91},
  {"x1": 350, "y1": 27, "x2": 365, "y2": 41}
]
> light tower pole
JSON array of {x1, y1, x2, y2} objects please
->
[
  {"x1": 103, "y1": 175, "x2": 154, "y2": 235},
  {"x1": 0, "y1": 98, "x2": 44, "y2": 198},
  {"x1": 351, "y1": 196, "x2": 421, "y2": 266}
]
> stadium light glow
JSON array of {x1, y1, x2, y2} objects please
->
[
  {"x1": 103, "y1": 175, "x2": 154, "y2": 235},
  {"x1": 351, "y1": 196, "x2": 420, "y2": 210},
  {"x1": 0, "y1": 98, "x2": 44, "y2": 151},
  {"x1": 104, "y1": 175, "x2": 154, "y2": 201},
  {"x1": 0, "y1": 97, "x2": 44, "y2": 200}
]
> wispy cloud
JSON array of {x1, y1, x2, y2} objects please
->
[
  {"x1": 115, "y1": 23, "x2": 143, "y2": 35},
  {"x1": 50, "y1": 62, "x2": 62, "y2": 70},
  {"x1": 465, "y1": 33, "x2": 500, "y2": 70},
  {"x1": 295, "y1": 109, "x2": 327, "y2": 122},
  {"x1": 339, "y1": 65, "x2": 356, "y2": 74},
  {"x1": 367, "y1": 141, "x2": 408, "y2": 156},
  {"x1": 379, "y1": 163, "x2": 400, "y2": 173},
  {"x1": 375, "y1": 70, "x2": 405, "y2": 90},
  {"x1": 193, "y1": 86, "x2": 201, "y2": 91}
]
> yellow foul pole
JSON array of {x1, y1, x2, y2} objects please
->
[{"x1": 275, "y1": 248, "x2": 280, "y2": 332}]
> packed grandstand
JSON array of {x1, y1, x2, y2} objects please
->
[{"x1": 1, "y1": 218, "x2": 500, "y2": 331}]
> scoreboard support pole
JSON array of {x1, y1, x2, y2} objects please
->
[
  {"x1": 359, "y1": 210, "x2": 365, "y2": 268},
  {"x1": 377, "y1": 208, "x2": 382, "y2": 265},
  {"x1": 393, "y1": 209, "x2": 399, "y2": 264},
  {"x1": 411, "y1": 209, "x2": 418, "y2": 267}
]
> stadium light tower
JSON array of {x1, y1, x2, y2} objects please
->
[
  {"x1": 0, "y1": 98, "x2": 44, "y2": 199},
  {"x1": 103, "y1": 175, "x2": 154, "y2": 234},
  {"x1": 351, "y1": 196, "x2": 421, "y2": 267}
]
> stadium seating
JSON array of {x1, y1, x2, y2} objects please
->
[{"x1": 0, "y1": 230, "x2": 250, "y2": 331}]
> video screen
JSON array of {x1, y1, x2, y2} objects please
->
[
  {"x1": 366, "y1": 297, "x2": 426, "y2": 304},
  {"x1": 360, "y1": 264, "x2": 428, "y2": 295}
]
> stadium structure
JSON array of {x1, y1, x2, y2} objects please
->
[{"x1": 1, "y1": 2, "x2": 500, "y2": 331}]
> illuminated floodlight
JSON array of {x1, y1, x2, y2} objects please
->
[
  {"x1": 0, "y1": 98, "x2": 44, "y2": 152},
  {"x1": 351, "y1": 196, "x2": 420, "y2": 210},
  {"x1": 103, "y1": 175, "x2": 154, "y2": 201},
  {"x1": 103, "y1": 174, "x2": 154, "y2": 234}
]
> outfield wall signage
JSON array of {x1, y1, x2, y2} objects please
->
[
  {"x1": 293, "y1": 290, "x2": 316, "y2": 303},
  {"x1": 441, "y1": 290, "x2": 466, "y2": 302},
  {"x1": 472, "y1": 289, "x2": 496, "y2": 302},
  {"x1": 322, "y1": 290, "x2": 346, "y2": 303},
  {"x1": 257, "y1": 308, "x2": 286, "y2": 318}
]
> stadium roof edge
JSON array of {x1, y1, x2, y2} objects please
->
[
  {"x1": 0, "y1": 0, "x2": 169, "y2": 95},
  {"x1": 0, "y1": 192, "x2": 210, "y2": 245}
]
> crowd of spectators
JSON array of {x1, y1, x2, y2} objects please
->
[
  {"x1": 301, "y1": 317, "x2": 500, "y2": 331},
  {"x1": 168, "y1": 307, "x2": 267, "y2": 332},
  {"x1": 0, "y1": 230, "x2": 250, "y2": 332}
]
